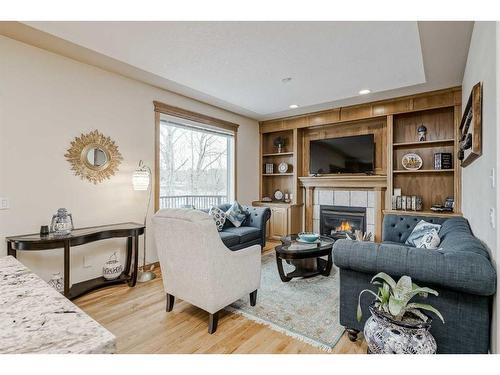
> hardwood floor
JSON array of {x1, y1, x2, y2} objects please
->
[{"x1": 74, "y1": 241, "x2": 367, "y2": 354}]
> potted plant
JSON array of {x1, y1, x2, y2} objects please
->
[
  {"x1": 273, "y1": 136, "x2": 286, "y2": 153},
  {"x1": 357, "y1": 272, "x2": 444, "y2": 354}
]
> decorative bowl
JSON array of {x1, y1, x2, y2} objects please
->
[{"x1": 298, "y1": 232, "x2": 320, "y2": 243}]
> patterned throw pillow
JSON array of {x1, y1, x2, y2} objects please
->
[
  {"x1": 405, "y1": 220, "x2": 442, "y2": 247},
  {"x1": 225, "y1": 201, "x2": 248, "y2": 228},
  {"x1": 209, "y1": 206, "x2": 226, "y2": 232},
  {"x1": 416, "y1": 229, "x2": 441, "y2": 249}
]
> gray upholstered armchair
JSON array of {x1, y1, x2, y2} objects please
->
[
  {"x1": 333, "y1": 214, "x2": 496, "y2": 353},
  {"x1": 152, "y1": 208, "x2": 261, "y2": 334}
]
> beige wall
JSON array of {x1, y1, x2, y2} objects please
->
[
  {"x1": 461, "y1": 21, "x2": 498, "y2": 353},
  {"x1": 0, "y1": 35, "x2": 259, "y2": 283}
]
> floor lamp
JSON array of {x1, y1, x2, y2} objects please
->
[{"x1": 132, "y1": 160, "x2": 156, "y2": 282}]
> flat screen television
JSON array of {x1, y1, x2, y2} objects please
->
[{"x1": 309, "y1": 134, "x2": 374, "y2": 174}]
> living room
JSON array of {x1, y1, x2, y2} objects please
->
[{"x1": 1, "y1": 1, "x2": 499, "y2": 371}]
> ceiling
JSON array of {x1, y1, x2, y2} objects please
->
[{"x1": 19, "y1": 21, "x2": 473, "y2": 120}]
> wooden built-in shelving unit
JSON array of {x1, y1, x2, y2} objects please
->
[
  {"x1": 256, "y1": 129, "x2": 303, "y2": 240},
  {"x1": 393, "y1": 169, "x2": 455, "y2": 174},
  {"x1": 259, "y1": 129, "x2": 301, "y2": 205},
  {"x1": 382, "y1": 209, "x2": 462, "y2": 218},
  {"x1": 262, "y1": 173, "x2": 294, "y2": 177},
  {"x1": 257, "y1": 86, "x2": 463, "y2": 238},
  {"x1": 392, "y1": 139, "x2": 455, "y2": 148},
  {"x1": 388, "y1": 106, "x2": 460, "y2": 214},
  {"x1": 262, "y1": 152, "x2": 294, "y2": 157}
]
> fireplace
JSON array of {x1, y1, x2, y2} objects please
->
[{"x1": 320, "y1": 205, "x2": 366, "y2": 240}]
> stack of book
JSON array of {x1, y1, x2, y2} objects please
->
[
  {"x1": 392, "y1": 195, "x2": 423, "y2": 211},
  {"x1": 264, "y1": 163, "x2": 274, "y2": 174},
  {"x1": 434, "y1": 153, "x2": 452, "y2": 169}
]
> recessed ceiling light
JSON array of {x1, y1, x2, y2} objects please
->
[
  {"x1": 289, "y1": 104, "x2": 299, "y2": 109},
  {"x1": 359, "y1": 89, "x2": 371, "y2": 95}
]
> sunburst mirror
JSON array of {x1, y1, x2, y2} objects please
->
[{"x1": 65, "y1": 130, "x2": 123, "y2": 184}]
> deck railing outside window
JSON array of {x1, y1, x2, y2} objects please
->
[{"x1": 159, "y1": 195, "x2": 227, "y2": 210}]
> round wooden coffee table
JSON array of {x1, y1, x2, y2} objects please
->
[{"x1": 274, "y1": 234, "x2": 335, "y2": 282}]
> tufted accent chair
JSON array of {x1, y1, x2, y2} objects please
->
[{"x1": 152, "y1": 208, "x2": 261, "y2": 334}]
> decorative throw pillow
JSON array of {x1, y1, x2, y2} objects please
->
[
  {"x1": 225, "y1": 201, "x2": 248, "y2": 228},
  {"x1": 416, "y1": 228, "x2": 441, "y2": 249},
  {"x1": 405, "y1": 220, "x2": 441, "y2": 247},
  {"x1": 208, "y1": 206, "x2": 226, "y2": 232}
]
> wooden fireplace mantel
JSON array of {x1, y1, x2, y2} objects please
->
[{"x1": 298, "y1": 175, "x2": 387, "y2": 190}]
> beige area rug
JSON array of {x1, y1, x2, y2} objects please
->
[{"x1": 226, "y1": 252, "x2": 345, "y2": 351}]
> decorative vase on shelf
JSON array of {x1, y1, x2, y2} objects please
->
[
  {"x1": 417, "y1": 124, "x2": 427, "y2": 142},
  {"x1": 364, "y1": 304, "x2": 437, "y2": 354},
  {"x1": 47, "y1": 272, "x2": 64, "y2": 293},
  {"x1": 50, "y1": 208, "x2": 74, "y2": 236},
  {"x1": 273, "y1": 136, "x2": 286, "y2": 153},
  {"x1": 103, "y1": 252, "x2": 124, "y2": 280}
]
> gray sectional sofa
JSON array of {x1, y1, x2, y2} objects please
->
[
  {"x1": 333, "y1": 213, "x2": 497, "y2": 354},
  {"x1": 212, "y1": 203, "x2": 271, "y2": 251}
]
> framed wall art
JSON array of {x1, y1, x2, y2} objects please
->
[{"x1": 458, "y1": 82, "x2": 482, "y2": 167}]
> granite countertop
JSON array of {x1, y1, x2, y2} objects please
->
[{"x1": 0, "y1": 256, "x2": 116, "y2": 354}]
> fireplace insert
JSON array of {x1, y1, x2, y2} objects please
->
[{"x1": 320, "y1": 205, "x2": 366, "y2": 240}]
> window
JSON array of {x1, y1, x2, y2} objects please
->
[{"x1": 156, "y1": 113, "x2": 236, "y2": 210}]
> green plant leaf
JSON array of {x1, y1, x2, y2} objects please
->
[
  {"x1": 403, "y1": 286, "x2": 438, "y2": 304},
  {"x1": 414, "y1": 286, "x2": 438, "y2": 295},
  {"x1": 379, "y1": 283, "x2": 390, "y2": 305},
  {"x1": 393, "y1": 275, "x2": 413, "y2": 299},
  {"x1": 388, "y1": 295, "x2": 405, "y2": 317},
  {"x1": 406, "y1": 303, "x2": 445, "y2": 324},
  {"x1": 356, "y1": 289, "x2": 380, "y2": 322},
  {"x1": 371, "y1": 272, "x2": 396, "y2": 289},
  {"x1": 412, "y1": 282, "x2": 438, "y2": 296}
]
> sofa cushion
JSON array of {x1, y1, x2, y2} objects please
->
[
  {"x1": 208, "y1": 206, "x2": 226, "y2": 231},
  {"x1": 219, "y1": 231, "x2": 240, "y2": 248},
  {"x1": 218, "y1": 203, "x2": 252, "y2": 227},
  {"x1": 225, "y1": 201, "x2": 248, "y2": 227},
  {"x1": 416, "y1": 228, "x2": 440, "y2": 249},
  {"x1": 405, "y1": 220, "x2": 442, "y2": 246},
  {"x1": 223, "y1": 226, "x2": 261, "y2": 244}
]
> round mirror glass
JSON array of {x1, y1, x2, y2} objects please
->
[{"x1": 86, "y1": 147, "x2": 108, "y2": 167}]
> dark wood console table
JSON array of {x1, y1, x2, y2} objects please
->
[{"x1": 6, "y1": 222, "x2": 145, "y2": 300}]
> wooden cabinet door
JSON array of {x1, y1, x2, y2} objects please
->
[{"x1": 270, "y1": 207, "x2": 288, "y2": 239}]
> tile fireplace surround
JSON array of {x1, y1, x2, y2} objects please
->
[
  {"x1": 299, "y1": 175, "x2": 386, "y2": 241},
  {"x1": 313, "y1": 189, "x2": 377, "y2": 240}
]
